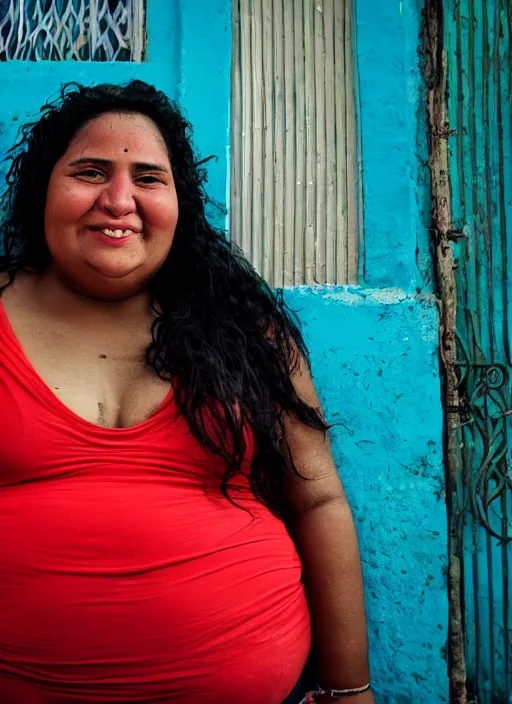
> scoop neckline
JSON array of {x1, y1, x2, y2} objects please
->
[{"x1": 0, "y1": 298, "x2": 177, "y2": 436}]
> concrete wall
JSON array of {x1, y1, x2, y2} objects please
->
[{"x1": 288, "y1": 287, "x2": 448, "y2": 703}]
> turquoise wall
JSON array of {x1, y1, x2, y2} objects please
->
[
  {"x1": 287, "y1": 287, "x2": 447, "y2": 703},
  {"x1": 0, "y1": 0, "x2": 449, "y2": 701}
]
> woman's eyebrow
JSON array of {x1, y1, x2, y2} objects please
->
[
  {"x1": 68, "y1": 157, "x2": 169, "y2": 173},
  {"x1": 132, "y1": 162, "x2": 169, "y2": 173},
  {"x1": 69, "y1": 157, "x2": 110, "y2": 168}
]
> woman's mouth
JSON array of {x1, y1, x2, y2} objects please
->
[
  {"x1": 100, "y1": 228, "x2": 134, "y2": 239},
  {"x1": 90, "y1": 228, "x2": 138, "y2": 247}
]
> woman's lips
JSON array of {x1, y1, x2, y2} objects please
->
[{"x1": 89, "y1": 228, "x2": 136, "y2": 247}]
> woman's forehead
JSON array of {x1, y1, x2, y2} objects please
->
[{"x1": 68, "y1": 111, "x2": 169, "y2": 160}]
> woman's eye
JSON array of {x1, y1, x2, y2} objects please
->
[
  {"x1": 137, "y1": 175, "x2": 161, "y2": 185},
  {"x1": 76, "y1": 169, "x2": 104, "y2": 180}
]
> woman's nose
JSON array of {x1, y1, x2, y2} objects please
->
[{"x1": 97, "y1": 175, "x2": 136, "y2": 217}]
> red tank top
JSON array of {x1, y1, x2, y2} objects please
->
[{"x1": 0, "y1": 302, "x2": 310, "y2": 703}]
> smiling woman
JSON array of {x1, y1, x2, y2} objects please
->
[
  {"x1": 0, "y1": 81, "x2": 372, "y2": 704},
  {"x1": 43, "y1": 111, "x2": 179, "y2": 297}
]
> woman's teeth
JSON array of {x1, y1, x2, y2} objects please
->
[{"x1": 100, "y1": 228, "x2": 133, "y2": 239}]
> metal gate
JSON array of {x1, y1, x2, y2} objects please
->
[{"x1": 443, "y1": 0, "x2": 512, "y2": 701}]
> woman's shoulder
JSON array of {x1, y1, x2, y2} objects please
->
[
  {"x1": 0, "y1": 270, "x2": 33, "y2": 296},
  {"x1": 0, "y1": 272, "x2": 35, "y2": 313},
  {"x1": 0, "y1": 273, "x2": 12, "y2": 307}
]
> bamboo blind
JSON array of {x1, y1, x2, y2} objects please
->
[{"x1": 230, "y1": 0, "x2": 361, "y2": 286}]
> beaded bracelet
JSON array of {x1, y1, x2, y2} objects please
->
[{"x1": 316, "y1": 682, "x2": 371, "y2": 698}]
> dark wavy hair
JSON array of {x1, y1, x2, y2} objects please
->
[{"x1": 0, "y1": 80, "x2": 326, "y2": 518}]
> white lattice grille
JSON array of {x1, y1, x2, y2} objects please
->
[{"x1": 0, "y1": 0, "x2": 145, "y2": 61}]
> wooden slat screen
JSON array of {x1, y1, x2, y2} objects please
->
[{"x1": 230, "y1": 0, "x2": 361, "y2": 286}]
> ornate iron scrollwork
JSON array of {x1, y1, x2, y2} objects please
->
[{"x1": 455, "y1": 353, "x2": 512, "y2": 543}]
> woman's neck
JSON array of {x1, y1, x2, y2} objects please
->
[{"x1": 17, "y1": 269, "x2": 154, "y2": 331}]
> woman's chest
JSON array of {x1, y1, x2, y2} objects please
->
[
  {"x1": 34, "y1": 351, "x2": 172, "y2": 428},
  {"x1": 3, "y1": 305, "x2": 172, "y2": 428}
]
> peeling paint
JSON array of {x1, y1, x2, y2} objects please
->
[{"x1": 289, "y1": 285, "x2": 437, "y2": 307}]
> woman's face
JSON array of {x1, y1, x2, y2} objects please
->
[{"x1": 44, "y1": 111, "x2": 179, "y2": 300}]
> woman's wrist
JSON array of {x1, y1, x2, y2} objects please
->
[
  {"x1": 316, "y1": 682, "x2": 371, "y2": 697},
  {"x1": 313, "y1": 686, "x2": 374, "y2": 703}
]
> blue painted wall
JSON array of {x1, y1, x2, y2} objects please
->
[
  {"x1": 177, "y1": 1, "x2": 231, "y2": 217},
  {"x1": 286, "y1": 287, "x2": 447, "y2": 703},
  {"x1": 0, "y1": 0, "x2": 448, "y2": 701}
]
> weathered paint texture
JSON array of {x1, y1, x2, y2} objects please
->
[
  {"x1": 285, "y1": 287, "x2": 448, "y2": 703},
  {"x1": 356, "y1": 0, "x2": 433, "y2": 291},
  {"x1": 444, "y1": 1, "x2": 512, "y2": 701},
  {"x1": 424, "y1": 2, "x2": 467, "y2": 701}
]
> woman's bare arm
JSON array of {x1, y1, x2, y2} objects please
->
[{"x1": 284, "y1": 356, "x2": 374, "y2": 703}]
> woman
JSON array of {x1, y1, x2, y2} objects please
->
[{"x1": 0, "y1": 81, "x2": 373, "y2": 704}]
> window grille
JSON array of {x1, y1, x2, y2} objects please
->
[{"x1": 0, "y1": 0, "x2": 145, "y2": 61}]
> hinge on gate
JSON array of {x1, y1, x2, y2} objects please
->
[
  {"x1": 443, "y1": 397, "x2": 470, "y2": 416},
  {"x1": 446, "y1": 228, "x2": 467, "y2": 241},
  {"x1": 445, "y1": 404, "x2": 467, "y2": 414},
  {"x1": 428, "y1": 227, "x2": 467, "y2": 246}
]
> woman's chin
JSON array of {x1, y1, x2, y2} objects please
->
[
  {"x1": 86, "y1": 253, "x2": 144, "y2": 281},
  {"x1": 60, "y1": 261, "x2": 149, "y2": 301}
]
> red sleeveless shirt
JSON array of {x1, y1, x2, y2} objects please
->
[{"x1": 0, "y1": 302, "x2": 310, "y2": 703}]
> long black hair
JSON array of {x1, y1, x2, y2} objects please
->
[{"x1": 0, "y1": 80, "x2": 326, "y2": 518}]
